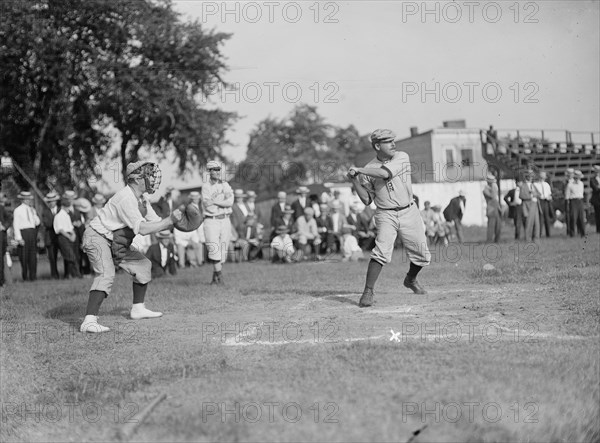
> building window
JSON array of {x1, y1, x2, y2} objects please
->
[
  {"x1": 461, "y1": 149, "x2": 473, "y2": 167},
  {"x1": 445, "y1": 149, "x2": 454, "y2": 166}
]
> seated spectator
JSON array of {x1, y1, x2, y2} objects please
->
[
  {"x1": 431, "y1": 205, "x2": 450, "y2": 246},
  {"x1": 271, "y1": 204, "x2": 295, "y2": 241},
  {"x1": 146, "y1": 230, "x2": 177, "y2": 278},
  {"x1": 326, "y1": 200, "x2": 344, "y2": 253},
  {"x1": 421, "y1": 201, "x2": 436, "y2": 244},
  {"x1": 341, "y1": 224, "x2": 365, "y2": 262},
  {"x1": 316, "y1": 203, "x2": 330, "y2": 254},
  {"x1": 292, "y1": 207, "x2": 322, "y2": 260},
  {"x1": 347, "y1": 203, "x2": 376, "y2": 250},
  {"x1": 239, "y1": 214, "x2": 264, "y2": 261},
  {"x1": 270, "y1": 225, "x2": 296, "y2": 263},
  {"x1": 173, "y1": 229, "x2": 203, "y2": 268}
]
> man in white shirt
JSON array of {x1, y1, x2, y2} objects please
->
[
  {"x1": 79, "y1": 161, "x2": 183, "y2": 333},
  {"x1": 53, "y1": 196, "x2": 81, "y2": 279},
  {"x1": 13, "y1": 191, "x2": 41, "y2": 281},
  {"x1": 565, "y1": 170, "x2": 586, "y2": 237},
  {"x1": 534, "y1": 171, "x2": 554, "y2": 237}
]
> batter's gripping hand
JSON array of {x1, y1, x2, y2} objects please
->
[
  {"x1": 172, "y1": 204, "x2": 204, "y2": 232},
  {"x1": 347, "y1": 167, "x2": 358, "y2": 180}
]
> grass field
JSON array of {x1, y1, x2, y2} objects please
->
[{"x1": 1, "y1": 226, "x2": 599, "y2": 442}]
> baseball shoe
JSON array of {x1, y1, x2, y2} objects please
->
[
  {"x1": 130, "y1": 303, "x2": 163, "y2": 320},
  {"x1": 210, "y1": 271, "x2": 223, "y2": 285},
  {"x1": 403, "y1": 276, "x2": 427, "y2": 294},
  {"x1": 80, "y1": 315, "x2": 110, "y2": 333},
  {"x1": 358, "y1": 288, "x2": 374, "y2": 307}
]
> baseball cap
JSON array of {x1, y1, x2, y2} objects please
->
[{"x1": 370, "y1": 129, "x2": 396, "y2": 144}]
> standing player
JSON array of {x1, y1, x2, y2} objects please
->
[
  {"x1": 79, "y1": 161, "x2": 182, "y2": 333},
  {"x1": 347, "y1": 129, "x2": 431, "y2": 308},
  {"x1": 202, "y1": 160, "x2": 234, "y2": 284}
]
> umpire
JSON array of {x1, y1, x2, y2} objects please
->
[{"x1": 347, "y1": 129, "x2": 431, "y2": 307}]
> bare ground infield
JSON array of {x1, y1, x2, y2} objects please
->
[{"x1": 1, "y1": 235, "x2": 599, "y2": 442}]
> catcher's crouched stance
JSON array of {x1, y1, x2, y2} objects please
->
[{"x1": 80, "y1": 161, "x2": 202, "y2": 333}]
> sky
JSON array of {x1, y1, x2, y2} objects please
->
[{"x1": 98, "y1": 0, "x2": 600, "y2": 194}]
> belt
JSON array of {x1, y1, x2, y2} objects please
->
[
  {"x1": 205, "y1": 214, "x2": 227, "y2": 220},
  {"x1": 381, "y1": 201, "x2": 414, "y2": 212}
]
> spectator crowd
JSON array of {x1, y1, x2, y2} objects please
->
[{"x1": 1, "y1": 163, "x2": 599, "y2": 287}]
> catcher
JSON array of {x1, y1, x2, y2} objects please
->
[{"x1": 80, "y1": 161, "x2": 202, "y2": 333}]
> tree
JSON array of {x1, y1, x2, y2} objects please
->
[
  {"x1": 233, "y1": 104, "x2": 367, "y2": 199},
  {"x1": 0, "y1": 0, "x2": 235, "y2": 190}
]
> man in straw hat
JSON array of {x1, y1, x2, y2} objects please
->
[
  {"x1": 346, "y1": 129, "x2": 431, "y2": 307},
  {"x1": 13, "y1": 191, "x2": 41, "y2": 281},
  {"x1": 41, "y1": 191, "x2": 61, "y2": 279},
  {"x1": 517, "y1": 169, "x2": 541, "y2": 242},
  {"x1": 79, "y1": 160, "x2": 183, "y2": 333}
]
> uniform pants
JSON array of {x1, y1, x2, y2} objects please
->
[
  {"x1": 18, "y1": 228, "x2": 38, "y2": 281},
  {"x1": 82, "y1": 227, "x2": 151, "y2": 296},
  {"x1": 370, "y1": 205, "x2": 431, "y2": 267},
  {"x1": 203, "y1": 217, "x2": 231, "y2": 264}
]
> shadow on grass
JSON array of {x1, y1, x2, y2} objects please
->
[{"x1": 44, "y1": 302, "x2": 129, "y2": 322}]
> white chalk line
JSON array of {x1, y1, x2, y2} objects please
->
[{"x1": 222, "y1": 332, "x2": 594, "y2": 347}]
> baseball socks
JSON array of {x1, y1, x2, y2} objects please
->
[
  {"x1": 80, "y1": 290, "x2": 110, "y2": 333},
  {"x1": 359, "y1": 260, "x2": 383, "y2": 307},
  {"x1": 130, "y1": 282, "x2": 162, "y2": 319},
  {"x1": 404, "y1": 262, "x2": 427, "y2": 294}
]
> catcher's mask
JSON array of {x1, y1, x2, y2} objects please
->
[{"x1": 128, "y1": 162, "x2": 162, "y2": 194}]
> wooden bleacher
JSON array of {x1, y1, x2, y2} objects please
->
[{"x1": 481, "y1": 129, "x2": 599, "y2": 190}]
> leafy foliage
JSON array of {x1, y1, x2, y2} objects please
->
[
  {"x1": 0, "y1": 0, "x2": 235, "y2": 191},
  {"x1": 233, "y1": 104, "x2": 369, "y2": 199}
]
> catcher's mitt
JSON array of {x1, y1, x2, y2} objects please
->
[{"x1": 172, "y1": 203, "x2": 204, "y2": 232}]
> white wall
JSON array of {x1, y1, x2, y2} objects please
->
[{"x1": 412, "y1": 179, "x2": 515, "y2": 226}]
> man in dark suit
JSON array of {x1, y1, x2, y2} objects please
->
[
  {"x1": 41, "y1": 191, "x2": 61, "y2": 279},
  {"x1": 443, "y1": 190, "x2": 466, "y2": 243},
  {"x1": 590, "y1": 165, "x2": 600, "y2": 233},
  {"x1": 291, "y1": 186, "x2": 310, "y2": 221},
  {"x1": 0, "y1": 192, "x2": 11, "y2": 287},
  {"x1": 270, "y1": 191, "x2": 287, "y2": 233},
  {"x1": 145, "y1": 230, "x2": 177, "y2": 278},
  {"x1": 504, "y1": 179, "x2": 526, "y2": 240}
]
